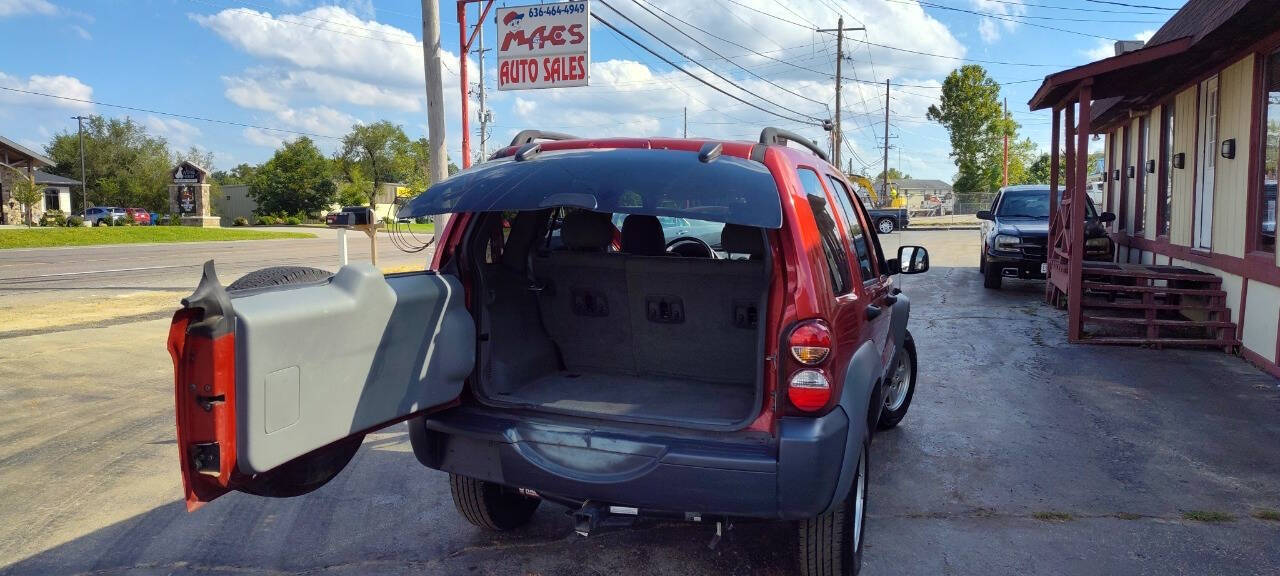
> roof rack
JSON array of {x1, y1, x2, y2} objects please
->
[
  {"x1": 509, "y1": 130, "x2": 580, "y2": 147},
  {"x1": 759, "y1": 127, "x2": 829, "y2": 163}
]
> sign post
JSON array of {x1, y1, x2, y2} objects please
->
[{"x1": 168, "y1": 161, "x2": 219, "y2": 227}]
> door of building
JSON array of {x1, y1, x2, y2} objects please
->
[{"x1": 1195, "y1": 76, "x2": 1219, "y2": 251}]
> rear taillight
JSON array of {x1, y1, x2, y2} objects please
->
[
  {"x1": 789, "y1": 321, "x2": 831, "y2": 365},
  {"x1": 787, "y1": 320, "x2": 833, "y2": 412}
]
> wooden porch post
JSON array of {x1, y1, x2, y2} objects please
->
[
  {"x1": 1046, "y1": 105, "x2": 1062, "y2": 304},
  {"x1": 1068, "y1": 83, "x2": 1092, "y2": 342}
]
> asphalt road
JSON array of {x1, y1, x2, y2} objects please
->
[{"x1": 2, "y1": 229, "x2": 1279, "y2": 575}]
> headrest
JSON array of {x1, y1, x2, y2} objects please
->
[
  {"x1": 621, "y1": 214, "x2": 666, "y2": 256},
  {"x1": 560, "y1": 210, "x2": 614, "y2": 251},
  {"x1": 720, "y1": 223, "x2": 765, "y2": 258}
]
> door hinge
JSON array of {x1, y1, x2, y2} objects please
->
[{"x1": 192, "y1": 442, "x2": 221, "y2": 476}]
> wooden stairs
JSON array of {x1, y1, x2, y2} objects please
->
[{"x1": 1074, "y1": 262, "x2": 1238, "y2": 350}]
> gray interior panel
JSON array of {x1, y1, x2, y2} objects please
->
[
  {"x1": 234, "y1": 265, "x2": 474, "y2": 474},
  {"x1": 500, "y1": 371, "x2": 756, "y2": 427}
]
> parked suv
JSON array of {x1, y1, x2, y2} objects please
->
[
  {"x1": 977, "y1": 184, "x2": 1115, "y2": 289},
  {"x1": 167, "y1": 129, "x2": 929, "y2": 576},
  {"x1": 83, "y1": 206, "x2": 125, "y2": 226}
]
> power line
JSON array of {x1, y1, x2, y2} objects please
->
[
  {"x1": 849, "y1": 37, "x2": 1069, "y2": 67},
  {"x1": 1084, "y1": 0, "x2": 1179, "y2": 10},
  {"x1": 594, "y1": 3, "x2": 826, "y2": 125},
  {"x1": 880, "y1": 0, "x2": 1124, "y2": 40},
  {"x1": 627, "y1": 0, "x2": 828, "y2": 107},
  {"x1": 719, "y1": 0, "x2": 818, "y2": 31},
  {"x1": 0, "y1": 85, "x2": 342, "y2": 140},
  {"x1": 976, "y1": 0, "x2": 1168, "y2": 15}
]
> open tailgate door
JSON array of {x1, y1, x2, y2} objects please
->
[{"x1": 168, "y1": 262, "x2": 473, "y2": 510}]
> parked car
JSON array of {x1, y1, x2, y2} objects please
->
[
  {"x1": 866, "y1": 206, "x2": 909, "y2": 234},
  {"x1": 126, "y1": 208, "x2": 152, "y2": 225},
  {"x1": 167, "y1": 129, "x2": 930, "y2": 576},
  {"x1": 83, "y1": 206, "x2": 125, "y2": 226},
  {"x1": 977, "y1": 185, "x2": 1116, "y2": 290}
]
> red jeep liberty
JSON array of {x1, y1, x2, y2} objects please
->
[{"x1": 169, "y1": 128, "x2": 928, "y2": 576}]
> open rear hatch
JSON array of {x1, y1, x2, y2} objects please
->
[{"x1": 169, "y1": 261, "x2": 474, "y2": 510}]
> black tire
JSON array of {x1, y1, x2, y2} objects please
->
[
  {"x1": 226, "y1": 265, "x2": 357, "y2": 499},
  {"x1": 228, "y1": 266, "x2": 333, "y2": 292},
  {"x1": 983, "y1": 263, "x2": 1002, "y2": 289},
  {"x1": 876, "y1": 217, "x2": 895, "y2": 235},
  {"x1": 449, "y1": 474, "x2": 541, "y2": 531},
  {"x1": 799, "y1": 436, "x2": 869, "y2": 576},
  {"x1": 878, "y1": 333, "x2": 917, "y2": 430},
  {"x1": 979, "y1": 252, "x2": 987, "y2": 274}
]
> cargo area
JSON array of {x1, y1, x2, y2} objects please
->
[{"x1": 470, "y1": 210, "x2": 770, "y2": 429}]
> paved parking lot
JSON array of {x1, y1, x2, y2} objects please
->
[{"x1": 2, "y1": 229, "x2": 1278, "y2": 575}]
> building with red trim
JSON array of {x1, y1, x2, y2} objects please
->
[{"x1": 1031, "y1": 0, "x2": 1280, "y2": 376}]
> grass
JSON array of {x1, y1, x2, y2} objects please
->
[
  {"x1": 1251, "y1": 508, "x2": 1280, "y2": 521},
  {"x1": 1181, "y1": 510, "x2": 1236, "y2": 523},
  {"x1": 1112, "y1": 512, "x2": 1144, "y2": 520},
  {"x1": 386, "y1": 221, "x2": 435, "y2": 234},
  {"x1": 0, "y1": 226, "x2": 315, "y2": 249},
  {"x1": 1032, "y1": 511, "x2": 1074, "y2": 522}
]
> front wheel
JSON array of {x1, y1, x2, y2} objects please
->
[
  {"x1": 799, "y1": 437, "x2": 869, "y2": 576},
  {"x1": 450, "y1": 474, "x2": 541, "y2": 531},
  {"x1": 876, "y1": 217, "x2": 895, "y2": 234},
  {"x1": 983, "y1": 263, "x2": 1002, "y2": 290},
  {"x1": 878, "y1": 332, "x2": 917, "y2": 430}
]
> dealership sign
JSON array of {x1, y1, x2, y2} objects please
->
[{"x1": 496, "y1": 1, "x2": 589, "y2": 90}]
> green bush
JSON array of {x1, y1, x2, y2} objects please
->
[
  {"x1": 284, "y1": 216, "x2": 302, "y2": 226},
  {"x1": 415, "y1": 216, "x2": 431, "y2": 224},
  {"x1": 168, "y1": 214, "x2": 182, "y2": 226},
  {"x1": 382, "y1": 216, "x2": 394, "y2": 225},
  {"x1": 98, "y1": 215, "x2": 114, "y2": 226},
  {"x1": 256, "y1": 215, "x2": 278, "y2": 226},
  {"x1": 233, "y1": 216, "x2": 249, "y2": 227},
  {"x1": 65, "y1": 215, "x2": 84, "y2": 227}
]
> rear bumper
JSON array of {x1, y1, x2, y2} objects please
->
[{"x1": 411, "y1": 405, "x2": 849, "y2": 520}]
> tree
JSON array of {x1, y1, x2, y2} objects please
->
[
  {"x1": 175, "y1": 146, "x2": 216, "y2": 173},
  {"x1": 45, "y1": 116, "x2": 172, "y2": 212},
  {"x1": 875, "y1": 168, "x2": 911, "y2": 182},
  {"x1": 1027, "y1": 153, "x2": 1052, "y2": 184},
  {"x1": 1005, "y1": 138, "x2": 1040, "y2": 186},
  {"x1": 9, "y1": 175, "x2": 41, "y2": 226},
  {"x1": 249, "y1": 137, "x2": 337, "y2": 217},
  {"x1": 926, "y1": 65, "x2": 1015, "y2": 203},
  {"x1": 339, "y1": 121, "x2": 411, "y2": 212},
  {"x1": 338, "y1": 164, "x2": 373, "y2": 206},
  {"x1": 211, "y1": 163, "x2": 257, "y2": 185}
]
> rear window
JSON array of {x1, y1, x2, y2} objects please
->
[
  {"x1": 399, "y1": 147, "x2": 783, "y2": 229},
  {"x1": 797, "y1": 168, "x2": 852, "y2": 295}
]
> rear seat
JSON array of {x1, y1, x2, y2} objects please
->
[
  {"x1": 534, "y1": 211, "x2": 636, "y2": 374},
  {"x1": 534, "y1": 212, "x2": 768, "y2": 384}
]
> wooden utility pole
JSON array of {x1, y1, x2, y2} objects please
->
[
  {"x1": 72, "y1": 115, "x2": 88, "y2": 212},
  {"x1": 883, "y1": 79, "x2": 891, "y2": 200},
  {"x1": 817, "y1": 19, "x2": 864, "y2": 169},
  {"x1": 1002, "y1": 97, "x2": 1010, "y2": 188},
  {"x1": 421, "y1": 0, "x2": 448, "y2": 184},
  {"x1": 475, "y1": 8, "x2": 490, "y2": 159}
]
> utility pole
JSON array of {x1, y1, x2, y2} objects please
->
[
  {"x1": 683, "y1": 107, "x2": 687, "y2": 138},
  {"x1": 474, "y1": 6, "x2": 490, "y2": 159},
  {"x1": 1002, "y1": 97, "x2": 1010, "y2": 188},
  {"x1": 883, "y1": 78, "x2": 891, "y2": 201},
  {"x1": 71, "y1": 115, "x2": 88, "y2": 213},
  {"x1": 817, "y1": 19, "x2": 864, "y2": 169},
  {"x1": 421, "y1": 0, "x2": 448, "y2": 184}
]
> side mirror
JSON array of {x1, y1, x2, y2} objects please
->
[
  {"x1": 897, "y1": 245, "x2": 929, "y2": 275},
  {"x1": 976, "y1": 210, "x2": 994, "y2": 221},
  {"x1": 1099, "y1": 212, "x2": 1117, "y2": 224}
]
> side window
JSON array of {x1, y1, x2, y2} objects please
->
[
  {"x1": 826, "y1": 175, "x2": 877, "y2": 281},
  {"x1": 797, "y1": 168, "x2": 852, "y2": 295}
]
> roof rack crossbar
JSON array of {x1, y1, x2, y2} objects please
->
[
  {"x1": 759, "y1": 127, "x2": 829, "y2": 163},
  {"x1": 508, "y1": 130, "x2": 580, "y2": 147}
]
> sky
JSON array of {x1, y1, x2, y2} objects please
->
[{"x1": 0, "y1": 0, "x2": 1180, "y2": 181}]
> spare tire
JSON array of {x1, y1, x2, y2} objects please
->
[{"x1": 225, "y1": 266, "x2": 361, "y2": 499}]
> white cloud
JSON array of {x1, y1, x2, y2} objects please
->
[
  {"x1": 1083, "y1": 30, "x2": 1158, "y2": 62},
  {"x1": 1135, "y1": 29, "x2": 1156, "y2": 43},
  {"x1": 69, "y1": 24, "x2": 90, "y2": 40},
  {"x1": 972, "y1": 0, "x2": 1027, "y2": 44},
  {"x1": 145, "y1": 116, "x2": 202, "y2": 150},
  {"x1": 0, "y1": 0, "x2": 56, "y2": 18},
  {"x1": 0, "y1": 71, "x2": 93, "y2": 110},
  {"x1": 223, "y1": 69, "x2": 422, "y2": 113}
]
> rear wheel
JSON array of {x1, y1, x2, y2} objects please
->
[
  {"x1": 876, "y1": 217, "x2": 895, "y2": 234},
  {"x1": 227, "y1": 266, "x2": 359, "y2": 499},
  {"x1": 799, "y1": 436, "x2": 869, "y2": 576},
  {"x1": 449, "y1": 474, "x2": 541, "y2": 530},
  {"x1": 983, "y1": 263, "x2": 1002, "y2": 290},
  {"x1": 878, "y1": 333, "x2": 917, "y2": 430}
]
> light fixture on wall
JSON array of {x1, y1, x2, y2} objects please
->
[
  {"x1": 1127, "y1": 166, "x2": 1135, "y2": 178},
  {"x1": 1113, "y1": 169, "x2": 1121, "y2": 181},
  {"x1": 1173, "y1": 153, "x2": 1185, "y2": 169},
  {"x1": 1221, "y1": 139, "x2": 1236, "y2": 159},
  {"x1": 1146, "y1": 159, "x2": 1156, "y2": 173}
]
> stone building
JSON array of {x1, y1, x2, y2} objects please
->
[{"x1": 0, "y1": 135, "x2": 56, "y2": 225}]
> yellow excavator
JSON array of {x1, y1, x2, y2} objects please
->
[{"x1": 847, "y1": 174, "x2": 907, "y2": 209}]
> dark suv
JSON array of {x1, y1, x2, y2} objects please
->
[
  {"x1": 167, "y1": 129, "x2": 929, "y2": 576},
  {"x1": 977, "y1": 184, "x2": 1115, "y2": 289}
]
